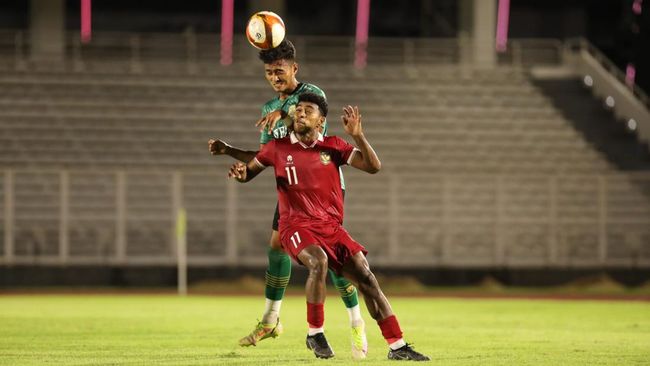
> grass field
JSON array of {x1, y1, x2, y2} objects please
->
[{"x1": 1, "y1": 294, "x2": 649, "y2": 365}]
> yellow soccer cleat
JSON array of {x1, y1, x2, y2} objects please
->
[
  {"x1": 238, "y1": 319, "x2": 283, "y2": 347},
  {"x1": 350, "y1": 321, "x2": 368, "y2": 360}
]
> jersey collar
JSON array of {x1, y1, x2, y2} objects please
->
[{"x1": 290, "y1": 131, "x2": 324, "y2": 148}]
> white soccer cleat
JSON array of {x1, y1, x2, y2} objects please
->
[{"x1": 350, "y1": 321, "x2": 368, "y2": 360}]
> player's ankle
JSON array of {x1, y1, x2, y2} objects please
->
[
  {"x1": 350, "y1": 318, "x2": 364, "y2": 328},
  {"x1": 308, "y1": 327, "x2": 324, "y2": 336}
]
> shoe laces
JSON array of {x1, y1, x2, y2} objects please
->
[
  {"x1": 249, "y1": 320, "x2": 272, "y2": 337},
  {"x1": 350, "y1": 326, "x2": 365, "y2": 348},
  {"x1": 393, "y1": 342, "x2": 418, "y2": 353}
]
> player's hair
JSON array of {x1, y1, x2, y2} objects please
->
[
  {"x1": 258, "y1": 39, "x2": 296, "y2": 63},
  {"x1": 298, "y1": 92, "x2": 328, "y2": 117}
]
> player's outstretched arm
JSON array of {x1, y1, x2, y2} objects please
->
[
  {"x1": 228, "y1": 160, "x2": 265, "y2": 183},
  {"x1": 341, "y1": 105, "x2": 381, "y2": 174},
  {"x1": 208, "y1": 138, "x2": 258, "y2": 163},
  {"x1": 255, "y1": 110, "x2": 287, "y2": 134}
]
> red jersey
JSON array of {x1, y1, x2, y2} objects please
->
[{"x1": 254, "y1": 131, "x2": 358, "y2": 229}]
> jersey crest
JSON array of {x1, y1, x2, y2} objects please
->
[{"x1": 319, "y1": 151, "x2": 331, "y2": 165}]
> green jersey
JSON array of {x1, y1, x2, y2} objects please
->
[
  {"x1": 259, "y1": 82, "x2": 346, "y2": 190},
  {"x1": 259, "y1": 82, "x2": 328, "y2": 144}
]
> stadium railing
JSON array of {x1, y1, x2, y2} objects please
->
[
  {"x1": 564, "y1": 38, "x2": 650, "y2": 146},
  {"x1": 0, "y1": 29, "x2": 564, "y2": 71},
  {"x1": 565, "y1": 38, "x2": 649, "y2": 108},
  {"x1": 1, "y1": 169, "x2": 648, "y2": 268}
]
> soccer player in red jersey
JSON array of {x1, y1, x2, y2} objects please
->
[
  {"x1": 209, "y1": 41, "x2": 367, "y2": 357},
  {"x1": 228, "y1": 93, "x2": 430, "y2": 361}
]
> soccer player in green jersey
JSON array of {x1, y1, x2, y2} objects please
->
[{"x1": 208, "y1": 40, "x2": 367, "y2": 359}]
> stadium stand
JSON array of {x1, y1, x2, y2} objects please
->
[{"x1": 0, "y1": 31, "x2": 648, "y2": 268}]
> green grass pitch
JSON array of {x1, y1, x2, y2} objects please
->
[{"x1": 0, "y1": 295, "x2": 648, "y2": 365}]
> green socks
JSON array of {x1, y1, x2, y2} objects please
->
[
  {"x1": 262, "y1": 248, "x2": 363, "y2": 327},
  {"x1": 264, "y1": 249, "x2": 360, "y2": 308},
  {"x1": 328, "y1": 269, "x2": 360, "y2": 308},
  {"x1": 262, "y1": 247, "x2": 291, "y2": 325},
  {"x1": 265, "y1": 247, "x2": 292, "y2": 301}
]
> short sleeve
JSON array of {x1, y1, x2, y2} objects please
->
[
  {"x1": 254, "y1": 139, "x2": 276, "y2": 168},
  {"x1": 331, "y1": 136, "x2": 358, "y2": 167}
]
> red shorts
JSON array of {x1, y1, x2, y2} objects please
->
[{"x1": 280, "y1": 223, "x2": 367, "y2": 274}]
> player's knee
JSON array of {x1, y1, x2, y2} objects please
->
[
  {"x1": 312, "y1": 253, "x2": 328, "y2": 275},
  {"x1": 303, "y1": 247, "x2": 328, "y2": 275}
]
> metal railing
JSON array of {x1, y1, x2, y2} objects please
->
[
  {"x1": 0, "y1": 29, "x2": 565, "y2": 72},
  {"x1": 565, "y1": 38, "x2": 649, "y2": 109},
  {"x1": 1, "y1": 169, "x2": 649, "y2": 268},
  {"x1": 564, "y1": 37, "x2": 650, "y2": 145}
]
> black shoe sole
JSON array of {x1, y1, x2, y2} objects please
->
[{"x1": 388, "y1": 352, "x2": 430, "y2": 361}]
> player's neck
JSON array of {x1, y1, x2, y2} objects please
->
[
  {"x1": 296, "y1": 130, "x2": 318, "y2": 145},
  {"x1": 278, "y1": 79, "x2": 300, "y2": 100}
]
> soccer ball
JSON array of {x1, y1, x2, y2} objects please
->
[{"x1": 246, "y1": 11, "x2": 285, "y2": 50}]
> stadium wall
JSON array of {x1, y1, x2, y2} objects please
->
[{"x1": 1, "y1": 265, "x2": 649, "y2": 287}]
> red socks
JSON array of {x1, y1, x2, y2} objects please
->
[
  {"x1": 307, "y1": 302, "x2": 324, "y2": 328},
  {"x1": 378, "y1": 315, "x2": 403, "y2": 344}
]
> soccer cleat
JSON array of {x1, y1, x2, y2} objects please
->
[
  {"x1": 238, "y1": 319, "x2": 283, "y2": 347},
  {"x1": 350, "y1": 322, "x2": 368, "y2": 360},
  {"x1": 387, "y1": 344, "x2": 430, "y2": 361},
  {"x1": 305, "y1": 332, "x2": 335, "y2": 359}
]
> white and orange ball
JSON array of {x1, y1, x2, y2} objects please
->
[{"x1": 246, "y1": 11, "x2": 286, "y2": 50}]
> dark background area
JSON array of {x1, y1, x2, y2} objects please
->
[{"x1": 0, "y1": 0, "x2": 648, "y2": 90}]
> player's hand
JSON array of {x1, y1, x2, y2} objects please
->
[
  {"x1": 255, "y1": 110, "x2": 284, "y2": 134},
  {"x1": 208, "y1": 139, "x2": 228, "y2": 155},
  {"x1": 342, "y1": 105, "x2": 363, "y2": 137},
  {"x1": 228, "y1": 162, "x2": 247, "y2": 181}
]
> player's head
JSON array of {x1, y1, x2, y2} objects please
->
[
  {"x1": 294, "y1": 93, "x2": 328, "y2": 134},
  {"x1": 259, "y1": 40, "x2": 299, "y2": 94}
]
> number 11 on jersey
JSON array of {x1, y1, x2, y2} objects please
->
[
  {"x1": 285, "y1": 166, "x2": 298, "y2": 185},
  {"x1": 290, "y1": 231, "x2": 301, "y2": 248}
]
